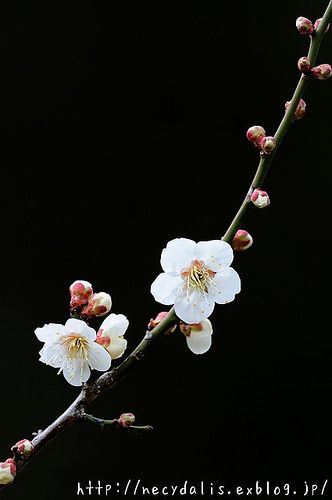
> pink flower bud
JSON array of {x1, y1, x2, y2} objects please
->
[
  {"x1": 118, "y1": 413, "x2": 135, "y2": 427},
  {"x1": 148, "y1": 311, "x2": 168, "y2": 329},
  {"x1": 296, "y1": 16, "x2": 314, "y2": 35},
  {"x1": 297, "y1": 56, "x2": 311, "y2": 73},
  {"x1": 0, "y1": 459, "x2": 16, "y2": 485},
  {"x1": 12, "y1": 439, "x2": 34, "y2": 457},
  {"x1": 285, "y1": 99, "x2": 306, "y2": 120},
  {"x1": 250, "y1": 188, "x2": 270, "y2": 208},
  {"x1": 311, "y1": 64, "x2": 332, "y2": 80},
  {"x1": 232, "y1": 230, "x2": 253, "y2": 252},
  {"x1": 81, "y1": 292, "x2": 112, "y2": 318},
  {"x1": 246, "y1": 126, "x2": 266, "y2": 144},
  {"x1": 259, "y1": 136, "x2": 276, "y2": 155},
  {"x1": 314, "y1": 18, "x2": 330, "y2": 33},
  {"x1": 69, "y1": 280, "x2": 93, "y2": 309}
]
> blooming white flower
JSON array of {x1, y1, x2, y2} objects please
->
[
  {"x1": 96, "y1": 313, "x2": 129, "y2": 359},
  {"x1": 35, "y1": 318, "x2": 111, "y2": 386},
  {"x1": 151, "y1": 238, "x2": 241, "y2": 324},
  {"x1": 181, "y1": 319, "x2": 213, "y2": 355}
]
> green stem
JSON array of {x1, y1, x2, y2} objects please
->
[
  {"x1": 222, "y1": 0, "x2": 332, "y2": 243},
  {"x1": 83, "y1": 414, "x2": 153, "y2": 432}
]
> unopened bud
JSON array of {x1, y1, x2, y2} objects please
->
[
  {"x1": 0, "y1": 459, "x2": 16, "y2": 485},
  {"x1": 246, "y1": 126, "x2": 266, "y2": 145},
  {"x1": 81, "y1": 292, "x2": 112, "y2": 318},
  {"x1": 118, "y1": 413, "x2": 135, "y2": 427},
  {"x1": 311, "y1": 64, "x2": 332, "y2": 80},
  {"x1": 250, "y1": 188, "x2": 270, "y2": 208},
  {"x1": 232, "y1": 230, "x2": 253, "y2": 252},
  {"x1": 148, "y1": 311, "x2": 168, "y2": 329},
  {"x1": 296, "y1": 16, "x2": 314, "y2": 35},
  {"x1": 285, "y1": 99, "x2": 306, "y2": 120},
  {"x1": 259, "y1": 136, "x2": 276, "y2": 155},
  {"x1": 297, "y1": 56, "x2": 311, "y2": 73},
  {"x1": 12, "y1": 439, "x2": 34, "y2": 457},
  {"x1": 69, "y1": 280, "x2": 93, "y2": 309},
  {"x1": 314, "y1": 18, "x2": 330, "y2": 33}
]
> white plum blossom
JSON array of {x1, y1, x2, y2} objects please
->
[
  {"x1": 96, "y1": 313, "x2": 129, "y2": 359},
  {"x1": 180, "y1": 319, "x2": 213, "y2": 354},
  {"x1": 35, "y1": 318, "x2": 111, "y2": 386},
  {"x1": 151, "y1": 238, "x2": 241, "y2": 324}
]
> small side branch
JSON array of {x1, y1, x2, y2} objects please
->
[{"x1": 83, "y1": 413, "x2": 153, "y2": 433}]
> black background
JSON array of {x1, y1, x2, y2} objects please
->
[{"x1": 0, "y1": 1, "x2": 331, "y2": 499}]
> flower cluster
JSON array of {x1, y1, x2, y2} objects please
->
[{"x1": 35, "y1": 282, "x2": 129, "y2": 386}]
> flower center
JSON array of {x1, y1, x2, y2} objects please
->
[
  {"x1": 60, "y1": 335, "x2": 89, "y2": 360},
  {"x1": 181, "y1": 259, "x2": 215, "y2": 292}
]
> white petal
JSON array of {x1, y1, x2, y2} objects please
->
[
  {"x1": 150, "y1": 272, "x2": 182, "y2": 305},
  {"x1": 35, "y1": 323, "x2": 64, "y2": 344},
  {"x1": 174, "y1": 290, "x2": 215, "y2": 324},
  {"x1": 64, "y1": 318, "x2": 96, "y2": 342},
  {"x1": 39, "y1": 343, "x2": 63, "y2": 368},
  {"x1": 160, "y1": 238, "x2": 197, "y2": 273},
  {"x1": 62, "y1": 359, "x2": 91, "y2": 386},
  {"x1": 106, "y1": 337, "x2": 128, "y2": 359},
  {"x1": 186, "y1": 328, "x2": 212, "y2": 355},
  {"x1": 213, "y1": 267, "x2": 241, "y2": 304},
  {"x1": 88, "y1": 342, "x2": 112, "y2": 371},
  {"x1": 99, "y1": 313, "x2": 129, "y2": 338},
  {"x1": 196, "y1": 240, "x2": 234, "y2": 271}
]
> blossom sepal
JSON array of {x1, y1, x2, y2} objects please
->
[
  {"x1": 0, "y1": 459, "x2": 16, "y2": 485},
  {"x1": 250, "y1": 188, "x2": 270, "y2": 208}
]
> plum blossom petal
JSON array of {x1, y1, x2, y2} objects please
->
[
  {"x1": 64, "y1": 318, "x2": 96, "y2": 342},
  {"x1": 88, "y1": 342, "x2": 113, "y2": 371},
  {"x1": 186, "y1": 320, "x2": 213, "y2": 355},
  {"x1": 213, "y1": 267, "x2": 241, "y2": 304},
  {"x1": 160, "y1": 238, "x2": 197, "y2": 273},
  {"x1": 99, "y1": 313, "x2": 129, "y2": 338},
  {"x1": 62, "y1": 360, "x2": 91, "y2": 387},
  {"x1": 195, "y1": 240, "x2": 234, "y2": 271},
  {"x1": 150, "y1": 272, "x2": 182, "y2": 305},
  {"x1": 175, "y1": 290, "x2": 215, "y2": 325},
  {"x1": 34, "y1": 323, "x2": 64, "y2": 343},
  {"x1": 106, "y1": 337, "x2": 128, "y2": 359},
  {"x1": 39, "y1": 344, "x2": 63, "y2": 368}
]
